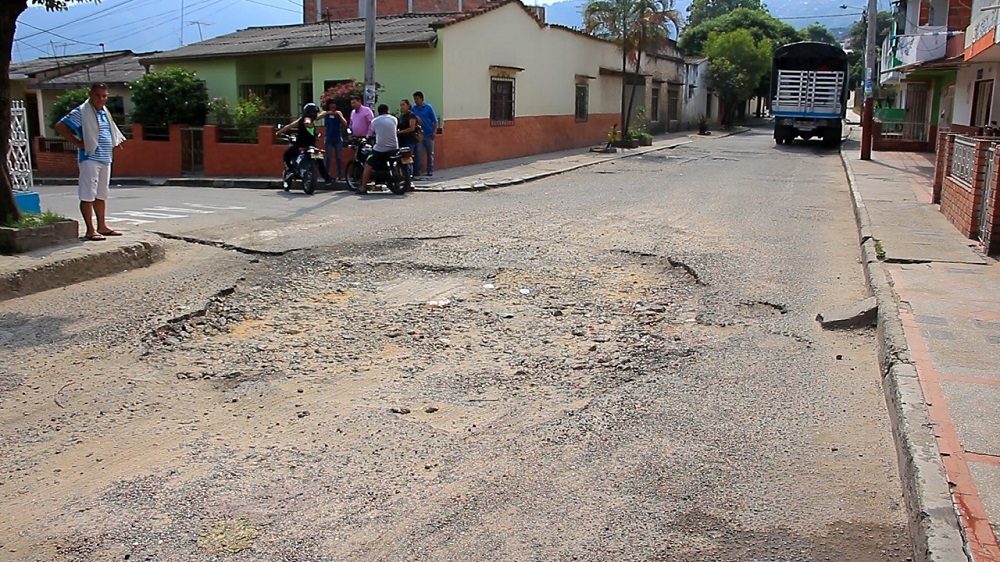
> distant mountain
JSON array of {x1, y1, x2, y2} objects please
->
[{"x1": 540, "y1": 0, "x2": 891, "y2": 32}]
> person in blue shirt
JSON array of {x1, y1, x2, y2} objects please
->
[
  {"x1": 54, "y1": 82, "x2": 126, "y2": 241},
  {"x1": 411, "y1": 91, "x2": 438, "y2": 177},
  {"x1": 322, "y1": 99, "x2": 348, "y2": 180}
]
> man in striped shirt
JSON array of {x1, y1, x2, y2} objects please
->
[{"x1": 55, "y1": 83, "x2": 126, "y2": 241}]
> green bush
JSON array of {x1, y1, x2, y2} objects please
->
[
  {"x1": 130, "y1": 67, "x2": 209, "y2": 126},
  {"x1": 48, "y1": 88, "x2": 89, "y2": 130}
]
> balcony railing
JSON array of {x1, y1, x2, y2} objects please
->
[
  {"x1": 876, "y1": 120, "x2": 930, "y2": 142},
  {"x1": 966, "y1": 7, "x2": 998, "y2": 49},
  {"x1": 885, "y1": 27, "x2": 948, "y2": 70}
]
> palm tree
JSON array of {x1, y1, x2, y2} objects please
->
[{"x1": 584, "y1": 0, "x2": 681, "y2": 139}]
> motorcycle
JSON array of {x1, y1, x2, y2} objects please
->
[
  {"x1": 344, "y1": 133, "x2": 413, "y2": 195},
  {"x1": 276, "y1": 125, "x2": 325, "y2": 195}
]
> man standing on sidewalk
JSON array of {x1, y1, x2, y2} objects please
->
[
  {"x1": 349, "y1": 96, "x2": 375, "y2": 139},
  {"x1": 54, "y1": 82, "x2": 126, "y2": 241},
  {"x1": 411, "y1": 91, "x2": 438, "y2": 177}
]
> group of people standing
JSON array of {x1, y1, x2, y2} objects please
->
[{"x1": 320, "y1": 91, "x2": 438, "y2": 181}]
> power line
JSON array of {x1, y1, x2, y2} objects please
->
[
  {"x1": 16, "y1": 20, "x2": 104, "y2": 47},
  {"x1": 15, "y1": 0, "x2": 152, "y2": 41},
  {"x1": 243, "y1": 0, "x2": 300, "y2": 14}
]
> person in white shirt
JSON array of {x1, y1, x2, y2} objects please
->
[{"x1": 361, "y1": 104, "x2": 399, "y2": 192}]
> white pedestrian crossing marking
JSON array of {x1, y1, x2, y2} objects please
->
[{"x1": 104, "y1": 202, "x2": 243, "y2": 226}]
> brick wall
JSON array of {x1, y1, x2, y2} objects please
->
[
  {"x1": 949, "y1": 1, "x2": 971, "y2": 31},
  {"x1": 304, "y1": 0, "x2": 491, "y2": 21},
  {"x1": 933, "y1": 130, "x2": 951, "y2": 203},
  {"x1": 940, "y1": 137, "x2": 989, "y2": 238},
  {"x1": 33, "y1": 124, "x2": 184, "y2": 178},
  {"x1": 919, "y1": 0, "x2": 929, "y2": 25},
  {"x1": 983, "y1": 150, "x2": 1000, "y2": 255}
]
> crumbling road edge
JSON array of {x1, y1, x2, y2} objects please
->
[{"x1": 839, "y1": 145, "x2": 970, "y2": 562}]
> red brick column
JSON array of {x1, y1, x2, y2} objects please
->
[
  {"x1": 985, "y1": 150, "x2": 1000, "y2": 254},
  {"x1": 934, "y1": 133, "x2": 954, "y2": 204}
]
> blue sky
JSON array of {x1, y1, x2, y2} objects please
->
[
  {"x1": 14, "y1": 0, "x2": 301, "y2": 62},
  {"x1": 14, "y1": 0, "x2": 884, "y2": 63}
]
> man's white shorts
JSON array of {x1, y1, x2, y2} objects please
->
[{"x1": 78, "y1": 160, "x2": 111, "y2": 202}]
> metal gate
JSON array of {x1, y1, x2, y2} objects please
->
[
  {"x1": 7, "y1": 100, "x2": 34, "y2": 192},
  {"x1": 980, "y1": 145, "x2": 995, "y2": 248},
  {"x1": 181, "y1": 126, "x2": 204, "y2": 174}
]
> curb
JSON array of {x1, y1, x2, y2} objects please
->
[
  {"x1": 35, "y1": 128, "x2": 750, "y2": 194},
  {"x1": 0, "y1": 239, "x2": 165, "y2": 302},
  {"x1": 839, "y1": 146, "x2": 970, "y2": 562},
  {"x1": 414, "y1": 128, "x2": 751, "y2": 193}
]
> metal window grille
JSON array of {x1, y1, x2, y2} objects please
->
[
  {"x1": 949, "y1": 137, "x2": 977, "y2": 185},
  {"x1": 980, "y1": 146, "x2": 995, "y2": 244},
  {"x1": 575, "y1": 84, "x2": 588, "y2": 122},
  {"x1": 651, "y1": 87, "x2": 660, "y2": 122},
  {"x1": 490, "y1": 77, "x2": 514, "y2": 126},
  {"x1": 8, "y1": 100, "x2": 34, "y2": 193}
]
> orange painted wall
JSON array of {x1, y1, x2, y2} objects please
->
[
  {"x1": 112, "y1": 124, "x2": 183, "y2": 178},
  {"x1": 435, "y1": 113, "x2": 619, "y2": 169},
  {"x1": 33, "y1": 124, "x2": 183, "y2": 178}
]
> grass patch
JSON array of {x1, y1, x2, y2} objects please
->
[
  {"x1": 874, "y1": 240, "x2": 886, "y2": 261},
  {"x1": 2, "y1": 211, "x2": 67, "y2": 229}
]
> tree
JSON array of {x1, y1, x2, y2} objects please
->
[
  {"x1": 846, "y1": 11, "x2": 892, "y2": 89},
  {"x1": 584, "y1": 0, "x2": 681, "y2": 137},
  {"x1": 678, "y1": 7, "x2": 798, "y2": 56},
  {"x1": 686, "y1": 0, "x2": 766, "y2": 28},
  {"x1": 130, "y1": 67, "x2": 209, "y2": 127},
  {"x1": 705, "y1": 28, "x2": 771, "y2": 127},
  {"x1": 2, "y1": 0, "x2": 96, "y2": 225},
  {"x1": 47, "y1": 88, "x2": 88, "y2": 130},
  {"x1": 800, "y1": 23, "x2": 837, "y2": 45}
]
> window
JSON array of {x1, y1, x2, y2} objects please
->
[
  {"x1": 490, "y1": 77, "x2": 515, "y2": 125},
  {"x1": 971, "y1": 79, "x2": 994, "y2": 128},
  {"x1": 239, "y1": 83, "x2": 291, "y2": 117},
  {"x1": 651, "y1": 87, "x2": 660, "y2": 122},
  {"x1": 575, "y1": 83, "x2": 589, "y2": 122},
  {"x1": 106, "y1": 95, "x2": 125, "y2": 122},
  {"x1": 667, "y1": 86, "x2": 680, "y2": 122},
  {"x1": 300, "y1": 81, "x2": 313, "y2": 107}
]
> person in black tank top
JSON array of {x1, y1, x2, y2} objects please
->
[{"x1": 276, "y1": 103, "x2": 332, "y2": 183}]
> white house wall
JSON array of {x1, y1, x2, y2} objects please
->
[
  {"x1": 439, "y1": 2, "x2": 681, "y2": 121},
  {"x1": 953, "y1": 62, "x2": 1000, "y2": 128}
]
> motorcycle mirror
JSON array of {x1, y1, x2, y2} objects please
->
[{"x1": 275, "y1": 124, "x2": 283, "y2": 129}]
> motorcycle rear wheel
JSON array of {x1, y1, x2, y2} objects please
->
[
  {"x1": 345, "y1": 161, "x2": 362, "y2": 192},
  {"x1": 302, "y1": 165, "x2": 316, "y2": 195},
  {"x1": 388, "y1": 165, "x2": 407, "y2": 195}
]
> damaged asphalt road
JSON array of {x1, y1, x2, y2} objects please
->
[{"x1": 0, "y1": 129, "x2": 910, "y2": 561}]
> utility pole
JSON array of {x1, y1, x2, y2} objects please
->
[
  {"x1": 364, "y1": 0, "x2": 377, "y2": 108},
  {"x1": 860, "y1": 0, "x2": 877, "y2": 160}
]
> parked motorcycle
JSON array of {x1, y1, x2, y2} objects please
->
[
  {"x1": 276, "y1": 125, "x2": 325, "y2": 195},
  {"x1": 344, "y1": 134, "x2": 413, "y2": 195}
]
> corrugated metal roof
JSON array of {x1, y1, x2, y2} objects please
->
[
  {"x1": 142, "y1": 15, "x2": 444, "y2": 63},
  {"x1": 10, "y1": 51, "x2": 133, "y2": 77},
  {"x1": 35, "y1": 54, "x2": 155, "y2": 88}
]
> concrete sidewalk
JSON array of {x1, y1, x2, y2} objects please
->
[
  {"x1": 842, "y1": 138, "x2": 1000, "y2": 562},
  {"x1": 33, "y1": 128, "x2": 744, "y2": 192},
  {"x1": 0, "y1": 232, "x2": 164, "y2": 302}
]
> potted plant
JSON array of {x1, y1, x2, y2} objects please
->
[
  {"x1": 0, "y1": 211, "x2": 78, "y2": 254},
  {"x1": 698, "y1": 114, "x2": 711, "y2": 136},
  {"x1": 636, "y1": 131, "x2": 653, "y2": 146}
]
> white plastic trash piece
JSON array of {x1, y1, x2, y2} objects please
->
[
  {"x1": 482, "y1": 283, "x2": 496, "y2": 290},
  {"x1": 426, "y1": 299, "x2": 451, "y2": 307},
  {"x1": 519, "y1": 289, "x2": 531, "y2": 295}
]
